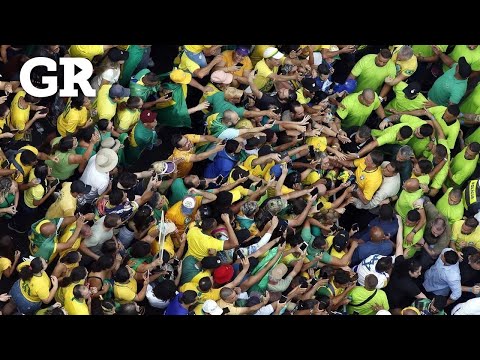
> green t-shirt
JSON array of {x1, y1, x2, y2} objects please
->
[
  {"x1": 168, "y1": 178, "x2": 189, "y2": 206},
  {"x1": 395, "y1": 188, "x2": 423, "y2": 219},
  {"x1": 403, "y1": 222, "x2": 426, "y2": 258},
  {"x1": 447, "y1": 148, "x2": 479, "y2": 187},
  {"x1": 207, "y1": 92, "x2": 246, "y2": 118},
  {"x1": 385, "y1": 82, "x2": 428, "y2": 115},
  {"x1": 427, "y1": 138, "x2": 450, "y2": 190},
  {"x1": 400, "y1": 114, "x2": 432, "y2": 158},
  {"x1": 179, "y1": 255, "x2": 201, "y2": 286},
  {"x1": 412, "y1": 45, "x2": 448, "y2": 58},
  {"x1": 346, "y1": 286, "x2": 389, "y2": 315},
  {"x1": 436, "y1": 188, "x2": 464, "y2": 227},
  {"x1": 350, "y1": 54, "x2": 396, "y2": 94},
  {"x1": 45, "y1": 137, "x2": 80, "y2": 181},
  {"x1": 429, "y1": 106, "x2": 459, "y2": 150},
  {"x1": 460, "y1": 81, "x2": 480, "y2": 115},
  {"x1": 336, "y1": 92, "x2": 380, "y2": 129},
  {"x1": 372, "y1": 123, "x2": 412, "y2": 146},
  {"x1": 300, "y1": 227, "x2": 331, "y2": 263},
  {"x1": 428, "y1": 64, "x2": 468, "y2": 106},
  {"x1": 443, "y1": 45, "x2": 480, "y2": 73}
]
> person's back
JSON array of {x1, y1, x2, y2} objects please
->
[
  {"x1": 423, "y1": 248, "x2": 461, "y2": 300},
  {"x1": 347, "y1": 274, "x2": 389, "y2": 315}
]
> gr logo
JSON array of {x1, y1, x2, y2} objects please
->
[{"x1": 20, "y1": 57, "x2": 96, "y2": 98}]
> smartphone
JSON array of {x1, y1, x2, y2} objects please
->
[
  {"x1": 279, "y1": 150, "x2": 289, "y2": 159},
  {"x1": 1, "y1": 159, "x2": 10, "y2": 168},
  {"x1": 172, "y1": 258, "x2": 180, "y2": 267},
  {"x1": 272, "y1": 106, "x2": 281, "y2": 115},
  {"x1": 215, "y1": 175, "x2": 224, "y2": 185},
  {"x1": 316, "y1": 202, "x2": 324, "y2": 211},
  {"x1": 50, "y1": 178, "x2": 60, "y2": 187},
  {"x1": 165, "y1": 270, "x2": 173, "y2": 278},
  {"x1": 297, "y1": 134, "x2": 304, "y2": 140},
  {"x1": 351, "y1": 223, "x2": 359, "y2": 232},
  {"x1": 39, "y1": 108, "x2": 49, "y2": 115},
  {"x1": 300, "y1": 282, "x2": 309, "y2": 289},
  {"x1": 222, "y1": 307, "x2": 230, "y2": 314},
  {"x1": 299, "y1": 242, "x2": 308, "y2": 251},
  {"x1": 278, "y1": 236, "x2": 286, "y2": 245},
  {"x1": 236, "y1": 249, "x2": 246, "y2": 260},
  {"x1": 310, "y1": 277, "x2": 318, "y2": 286},
  {"x1": 310, "y1": 187, "x2": 319, "y2": 196},
  {"x1": 279, "y1": 295, "x2": 288, "y2": 304},
  {"x1": 164, "y1": 92, "x2": 172, "y2": 99},
  {"x1": 330, "y1": 224, "x2": 338, "y2": 233},
  {"x1": 309, "y1": 145, "x2": 316, "y2": 158}
]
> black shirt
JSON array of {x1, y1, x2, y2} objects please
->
[
  {"x1": 255, "y1": 92, "x2": 284, "y2": 112},
  {"x1": 340, "y1": 127, "x2": 372, "y2": 154},
  {"x1": 385, "y1": 256, "x2": 422, "y2": 309},
  {"x1": 460, "y1": 247, "x2": 480, "y2": 287}
]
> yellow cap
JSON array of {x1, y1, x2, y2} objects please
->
[
  {"x1": 306, "y1": 136, "x2": 327, "y2": 152},
  {"x1": 170, "y1": 69, "x2": 192, "y2": 85}
]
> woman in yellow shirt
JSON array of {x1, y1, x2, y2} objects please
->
[
  {"x1": 2, "y1": 257, "x2": 58, "y2": 315},
  {"x1": 57, "y1": 94, "x2": 92, "y2": 137},
  {"x1": 0, "y1": 235, "x2": 21, "y2": 280},
  {"x1": 51, "y1": 251, "x2": 82, "y2": 282}
]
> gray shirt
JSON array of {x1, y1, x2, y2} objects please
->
[
  {"x1": 424, "y1": 201, "x2": 451, "y2": 257},
  {"x1": 83, "y1": 216, "x2": 113, "y2": 255}
]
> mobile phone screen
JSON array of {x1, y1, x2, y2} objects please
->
[
  {"x1": 310, "y1": 278, "x2": 318, "y2": 286},
  {"x1": 237, "y1": 249, "x2": 246, "y2": 260},
  {"x1": 300, "y1": 282, "x2": 309, "y2": 289},
  {"x1": 279, "y1": 295, "x2": 288, "y2": 304},
  {"x1": 310, "y1": 187, "x2": 319, "y2": 196},
  {"x1": 215, "y1": 175, "x2": 224, "y2": 185},
  {"x1": 299, "y1": 242, "x2": 308, "y2": 251}
]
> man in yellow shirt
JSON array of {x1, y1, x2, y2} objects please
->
[
  {"x1": 114, "y1": 96, "x2": 143, "y2": 133},
  {"x1": 253, "y1": 47, "x2": 301, "y2": 93},
  {"x1": 179, "y1": 45, "x2": 224, "y2": 79},
  {"x1": 8, "y1": 91, "x2": 48, "y2": 140},
  {"x1": 214, "y1": 46, "x2": 253, "y2": 88},
  {"x1": 450, "y1": 218, "x2": 480, "y2": 252},
  {"x1": 380, "y1": 46, "x2": 418, "y2": 101},
  {"x1": 92, "y1": 84, "x2": 130, "y2": 121},
  {"x1": 168, "y1": 133, "x2": 224, "y2": 178},
  {"x1": 64, "y1": 284, "x2": 91, "y2": 315},
  {"x1": 68, "y1": 45, "x2": 117, "y2": 62},
  {"x1": 46, "y1": 180, "x2": 91, "y2": 219}
]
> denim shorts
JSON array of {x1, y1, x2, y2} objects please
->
[
  {"x1": 184, "y1": 50, "x2": 207, "y2": 68},
  {"x1": 9, "y1": 279, "x2": 42, "y2": 315}
]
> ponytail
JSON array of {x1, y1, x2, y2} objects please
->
[{"x1": 19, "y1": 257, "x2": 43, "y2": 281}]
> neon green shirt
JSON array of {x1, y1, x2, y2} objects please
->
[
  {"x1": 336, "y1": 92, "x2": 380, "y2": 129},
  {"x1": 350, "y1": 54, "x2": 396, "y2": 94}
]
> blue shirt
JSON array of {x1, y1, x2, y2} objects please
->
[
  {"x1": 164, "y1": 293, "x2": 189, "y2": 315},
  {"x1": 423, "y1": 248, "x2": 462, "y2": 300},
  {"x1": 204, "y1": 149, "x2": 238, "y2": 179},
  {"x1": 351, "y1": 240, "x2": 393, "y2": 266},
  {"x1": 361, "y1": 217, "x2": 399, "y2": 242}
]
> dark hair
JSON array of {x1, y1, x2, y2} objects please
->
[
  {"x1": 312, "y1": 236, "x2": 326, "y2": 249},
  {"x1": 364, "y1": 274, "x2": 379, "y2": 289},
  {"x1": 286, "y1": 233, "x2": 303, "y2": 247},
  {"x1": 465, "y1": 217, "x2": 479, "y2": 228},
  {"x1": 215, "y1": 191, "x2": 233, "y2": 207},
  {"x1": 225, "y1": 139, "x2": 240, "y2": 154},
  {"x1": 333, "y1": 269, "x2": 350, "y2": 285},
  {"x1": 407, "y1": 209, "x2": 420, "y2": 222},
  {"x1": 117, "y1": 302, "x2": 139, "y2": 315},
  {"x1": 230, "y1": 166, "x2": 249, "y2": 181},
  {"x1": 90, "y1": 255, "x2": 115, "y2": 272},
  {"x1": 132, "y1": 206, "x2": 154, "y2": 232},
  {"x1": 130, "y1": 241, "x2": 151, "y2": 259},
  {"x1": 71, "y1": 93, "x2": 85, "y2": 110},
  {"x1": 357, "y1": 125, "x2": 372, "y2": 140},
  {"x1": 469, "y1": 142, "x2": 480, "y2": 154},
  {"x1": 101, "y1": 239, "x2": 117, "y2": 256},
  {"x1": 76, "y1": 125, "x2": 96, "y2": 142},
  {"x1": 60, "y1": 251, "x2": 81, "y2": 265},
  {"x1": 144, "y1": 72, "x2": 159, "y2": 83},
  {"x1": 24, "y1": 93, "x2": 41, "y2": 104},
  {"x1": 447, "y1": 104, "x2": 460, "y2": 117},
  {"x1": 114, "y1": 266, "x2": 131, "y2": 283},
  {"x1": 0, "y1": 104, "x2": 9, "y2": 117},
  {"x1": 117, "y1": 172, "x2": 137, "y2": 189},
  {"x1": 316, "y1": 295, "x2": 330, "y2": 310},
  {"x1": 171, "y1": 134, "x2": 183, "y2": 148},
  {"x1": 418, "y1": 159, "x2": 433, "y2": 174},
  {"x1": 289, "y1": 198, "x2": 307, "y2": 215},
  {"x1": 108, "y1": 189, "x2": 125, "y2": 206},
  {"x1": 104, "y1": 214, "x2": 121, "y2": 228},
  {"x1": 0, "y1": 235, "x2": 15, "y2": 262},
  {"x1": 72, "y1": 284, "x2": 86, "y2": 299},
  {"x1": 284, "y1": 172, "x2": 301, "y2": 188},
  {"x1": 200, "y1": 218, "x2": 216, "y2": 232},
  {"x1": 52, "y1": 135, "x2": 75, "y2": 153},
  {"x1": 379, "y1": 48, "x2": 392, "y2": 59},
  {"x1": 180, "y1": 290, "x2": 198, "y2": 305},
  {"x1": 58, "y1": 266, "x2": 87, "y2": 287},
  {"x1": 399, "y1": 126, "x2": 413, "y2": 140},
  {"x1": 19, "y1": 257, "x2": 44, "y2": 281},
  {"x1": 20, "y1": 149, "x2": 38, "y2": 165},
  {"x1": 319, "y1": 265, "x2": 334, "y2": 280},
  {"x1": 396, "y1": 258, "x2": 421, "y2": 278},
  {"x1": 388, "y1": 160, "x2": 401, "y2": 173},
  {"x1": 432, "y1": 295, "x2": 448, "y2": 311},
  {"x1": 254, "y1": 208, "x2": 273, "y2": 231},
  {"x1": 152, "y1": 279, "x2": 177, "y2": 301},
  {"x1": 444, "y1": 250, "x2": 459, "y2": 265},
  {"x1": 198, "y1": 276, "x2": 213, "y2": 292},
  {"x1": 369, "y1": 150, "x2": 384, "y2": 166},
  {"x1": 435, "y1": 144, "x2": 447, "y2": 158},
  {"x1": 379, "y1": 204, "x2": 394, "y2": 220},
  {"x1": 419, "y1": 124, "x2": 433, "y2": 137},
  {"x1": 288, "y1": 101, "x2": 302, "y2": 114},
  {"x1": 97, "y1": 119, "x2": 110, "y2": 131},
  {"x1": 258, "y1": 145, "x2": 273, "y2": 157},
  {"x1": 317, "y1": 62, "x2": 330, "y2": 75},
  {"x1": 126, "y1": 96, "x2": 142, "y2": 109},
  {"x1": 375, "y1": 257, "x2": 393, "y2": 272}
]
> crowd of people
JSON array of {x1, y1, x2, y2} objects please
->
[{"x1": 1, "y1": 44, "x2": 480, "y2": 315}]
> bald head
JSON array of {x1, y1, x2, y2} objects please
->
[
  {"x1": 223, "y1": 110, "x2": 239, "y2": 126},
  {"x1": 370, "y1": 226, "x2": 385, "y2": 242},
  {"x1": 362, "y1": 89, "x2": 375, "y2": 102},
  {"x1": 397, "y1": 46, "x2": 414, "y2": 61},
  {"x1": 404, "y1": 178, "x2": 420, "y2": 192},
  {"x1": 40, "y1": 222, "x2": 56, "y2": 237}
]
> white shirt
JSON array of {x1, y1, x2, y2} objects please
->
[
  {"x1": 451, "y1": 298, "x2": 480, "y2": 315},
  {"x1": 146, "y1": 285, "x2": 172, "y2": 309},
  {"x1": 355, "y1": 254, "x2": 394, "y2": 289},
  {"x1": 354, "y1": 162, "x2": 401, "y2": 210},
  {"x1": 80, "y1": 155, "x2": 110, "y2": 203},
  {"x1": 90, "y1": 68, "x2": 121, "y2": 92},
  {"x1": 83, "y1": 216, "x2": 113, "y2": 249}
]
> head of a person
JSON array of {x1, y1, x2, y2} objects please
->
[
  {"x1": 72, "y1": 284, "x2": 90, "y2": 300},
  {"x1": 104, "y1": 214, "x2": 122, "y2": 229},
  {"x1": 19, "y1": 256, "x2": 46, "y2": 281},
  {"x1": 416, "y1": 124, "x2": 434, "y2": 139},
  {"x1": 468, "y1": 252, "x2": 480, "y2": 271},
  {"x1": 397, "y1": 257, "x2": 422, "y2": 278},
  {"x1": 359, "y1": 88, "x2": 376, "y2": 107},
  {"x1": 117, "y1": 302, "x2": 143, "y2": 315},
  {"x1": 406, "y1": 209, "x2": 421, "y2": 227},
  {"x1": 152, "y1": 279, "x2": 177, "y2": 301},
  {"x1": 180, "y1": 290, "x2": 198, "y2": 307},
  {"x1": 375, "y1": 256, "x2": 393, "y2": 273},
  {"x1": 379, "y1": 204, "x2": 395, "y2": 221},
  {"x1": 97, "y1": 118, "x2": 113, "y2": 132},
  {"x1": 413, "y1": 159, "x2": 433, "y2": 176},
  {"x1": 402, "y1": 178, "x2": 420, "y2": 192},
  {"x1": 444, "y1": 104, "x2": 460, "y2": 122},
  {"x1": 0, "y1": 235, "x2": 14, "y2": 260},
  {"x1": 198, "y1": 276, "x2": 213, "y2": 292},
  {"x1": 263, "y1": 47, "x2": 284, "y2": 67},
  {"x1": 396, "y1": 46, "x2": 414, "y2": 62},
  {"x1": 117, "y1": 172, "x2": 137, "y2": 190},
  {"x1": 213, "y1": 264, "x2": 234, "y2": 286},
  {"x1": 365, "y1": 150, "x2": 384, "y2": 168},
  {"x1": 139, "y1": 109, "x2": 157, "y2": 129},
  {"x1": 20, "y1": 149, "x2": 38, "y2": 166},
  {"x1": 433, "y1": 143, "x2": 448, "y2": 162},
  {"x1": 0, "y1": 104, "x2": 10, "y2": 119},
  {"x1": 461, "y1": 217, "x2": 479, "y2": 235},
  {"x1": 370, "y1": 226, "x2": 386, "y2": 243},
  {"x1": 39, "y1": 220, "x2": 58, "y2": 237},
  {"x1": 225, "y1": 139, "x2": 241, "y2": 155},
  {"x1": 364, "y1": 274, "x2": 379, "y2": 290},
  {"x1": 126, "y1": 96, "x2": 143, "y2": 110},
  {"x1": 219, "y1": 286, "x2": 237, "y2": 303},
  {"x1": 332, "y1": 269, "x2": 351, "y2": 288},
  {"x1": 382, "y1": 160, "x2": 400, "y2": 178},
  {"x1": 430, "y1": 217, "x2": 446, "y2": 238},
  {"x1": 233, "y1": 45, "x2": 251, "y2": 63},
  {"x1": 456, "y1": 56, "x2": 472, "y2": 79},
  {"x1": 60, "y1": 251, "x2": 82, "y2": 265},
  {"x1": 108, "y1": 189, "x2": 126, "y2": 206},
  {"x1": 224, "y1": 87, "x2": 244, "y2": 104},
  {"x1": 448, "y1": 188, "x2": 462, "y2": 205},
  {"x1": 90, "y1": 255, "x2": 115, "y2": 272},
  {"x1": 465, "y1": 142, "x2": 480, "y2": 160},
  {"x1": 171, "y1": 134, "x2": 193, "y2": 151},
  {"x1": 356, "y1": 125, "x2": 372, "y2": 144},
  {"x1": 222, "y1": 109, "x2": 240, "y2": 127},
  {"x1": 278, "y1": 88, "x2": 297, "y2": 103},
  {"x1": 142, "y1": 72, "x2": 160, "y2": 87},
  {"x1": 443, "y1": 250, "x2": 459, "y2": 265},
  {"x1": 70, "y1": 93, "x2": 88, "y2": 110},
  {"x1": 0, "y1": 177, "x2": 15, "y2": 198},
  {"x1": 183, "y1": 175, "x2": 200, "y2": 189},
  {"x1": 375, "y1": 48, "x2": 392, "y2": 67},
  {"x1": 398, "y1": 126, "x2": 413, "y2": 141},
  {"x1": 317, "y1": 62, "x2": 331, "y2": 80},
  {"x1": 265, "y1": 196, "x2": 288, "y2": 216},
  {"x1": 130, "y1": 241, "x2": 152, "y2": 259},
  {"x1": 24, "y1": 93, "x2": 41, "y2": 105},
  {"x1": 201, "y1": 256, "x2": 222, "y2": 270},
  {"x1": 396, "y1": 145, "x2": 414, "y2": 162},
  {"x1": 289, "y1": 101, "x2": 305, "y2": 120},
  {"x1": 114, "y1": 266, "x2": 135, "y2": 283}
]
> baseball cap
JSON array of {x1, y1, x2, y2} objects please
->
[
  {"x1": 108, "y1": 84, "x2": 130, "y2": 99},
  {"x1": 245, "y1": 135, "x2": 266, "y2": 149},
  {"x1": 213, "y1": 264, "x2": 234, "y2": 285},
  {"x1": 458, "y1": 56, "x2": 472, "y2": 79},
  {"x1": 270, "y1": 164, "x2": 282, "y2": 179},
  {"x1": 403, "y1": 82, "x2": 422, "y2": 100},
  {"x1": 263, "y1": 47, "x2": 284, "y2": 60},
  {"x1": 235, "y1": 46, "x2": 251, "y2": 56},
  {"x1": 71, "y1": 180, "x2": 91, "y2": 194},
  {"x1": 170, "y1": 69, "x2": 192, "y2": 85},
  {"x1": 202, "y1": 299, "x2": 223, "y2": 315},
  {"x1": 107, "y1": 48, "x2": 130, "y2": 62},
  {"x1": 376, "y1": 310, "x2": 391, "y2": 315},
  {"x1": 201, "y1": 256, "x2": 222, "y2": 269},
  {"x1": 181, "y1": 196, "x2": 196, "y2": 215},
  {"x1": 140, "y1": 110, "x2": 156, "y2": 123},
  {"x1": 210, "y1": 70, "x2": 233, "y2": 85},
  {"x1": 332, "y1": 230, "x2": 349, "y2": 252},
  {"x1": 265, "y1": 197, "x2": 288, "y2": 215},
  {"x1": 301, "y1": 77, "x2": 319, "y2": 93},
  {"x1": 269, "y1": 263, "x2": 288, "y2": 281}
]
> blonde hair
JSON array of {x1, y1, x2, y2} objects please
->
[{"x1": 224, "y1": 87, "x2": 243, "y2": 100}]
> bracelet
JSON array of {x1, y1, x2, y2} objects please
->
[{"x1": 411, "y1": 229, "x2": 417, "y2": 234}]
